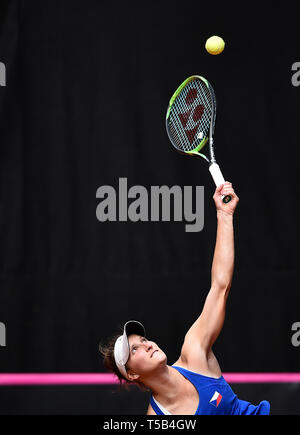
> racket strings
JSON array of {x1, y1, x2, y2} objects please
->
[
  {"x1": 167, "y1": 79, "x2": 213, "y2": 152},
  {"x1": 170, "y1": 87, "x2": 210, "y2": 151}
]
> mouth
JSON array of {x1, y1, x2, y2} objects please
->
[{"x1": 151, "y1": 350, "x2": 158, "y2": 358}]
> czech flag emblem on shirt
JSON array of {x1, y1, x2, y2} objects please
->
[{"x1": 209, "y1": 391, "x2": 223, "y2": 408}]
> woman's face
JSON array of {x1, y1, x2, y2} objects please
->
[{"x1": 125, "y1": 334, "x2": 167, "y2": 380}]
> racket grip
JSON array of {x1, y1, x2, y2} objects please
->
[{"x1": 209, "y1": 163, "x2": 232, "y2": 204}]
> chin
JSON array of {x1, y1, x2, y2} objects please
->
[{"x1": 158, "y1": 351, "x2": 167, "y2": 364}]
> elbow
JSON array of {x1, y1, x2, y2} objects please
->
[{"x1": 211, "y1": 279, "x2": 232, "y2": 296}]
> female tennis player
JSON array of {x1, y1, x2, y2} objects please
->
[{"x1": 100, "y1": 182, "x2": 270, "y2": 415}]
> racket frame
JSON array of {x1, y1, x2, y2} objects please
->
[{"x1": 166, "y1": 75, "x2": 232, "y2": 204}]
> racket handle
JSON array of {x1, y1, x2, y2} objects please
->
[{"x1": 209, "y1": 163, "x2": 232, "y2": 204}]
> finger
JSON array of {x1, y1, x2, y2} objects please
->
[
  {"x1": 222, "y1": 189, "x2": 235, "y2": 196},
  {"x1": 222, "y1": 185, "x2": 235, "y2": 193},
  {"x1": 221, "y1": 187, "x2": 235, "y2": 195}
]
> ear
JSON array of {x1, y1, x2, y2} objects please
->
[{"x1": 126, "y1": 370, "x2": 140, "y2": 382}]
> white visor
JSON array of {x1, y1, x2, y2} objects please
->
[{"x1": 113, "y1": 320, "x2": 146, "y2": 379}]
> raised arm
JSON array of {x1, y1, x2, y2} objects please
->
[{"x1": 181, "y1": 182, "x2": 239, "y2": 359}]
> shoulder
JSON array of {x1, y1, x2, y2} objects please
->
[
  {"x1": 175, "y1": 349, "x2": 222, "y2": 378},
  {"x1": 172, "y1": 354, "x2": 188, "y2": 367},
  {"x1": 146, "y1": 403, "x2": 156, "y2": 415}
]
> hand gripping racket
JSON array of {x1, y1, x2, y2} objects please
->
[{"x1": 166, "y1": 75, "x2": 232, "y2": 204}]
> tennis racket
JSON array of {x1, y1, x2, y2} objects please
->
[{"x1": 166, "y1": 75, "x2": 232, "y2": 204}]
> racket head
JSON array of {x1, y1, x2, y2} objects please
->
[{"x1": 166, "y1": 75, "x2": 216, "y2": 159}]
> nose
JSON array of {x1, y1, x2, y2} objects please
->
[{"x1": 145, "y1": 342, "x2": 153, "y2": 352}]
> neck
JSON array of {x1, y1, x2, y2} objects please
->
[{"x1": 143, "y1": 365, "x2": 182, "y2": 403}]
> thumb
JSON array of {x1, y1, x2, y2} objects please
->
[{"x1": 215, "y1": 183, "x2": 224, "y2": 194}]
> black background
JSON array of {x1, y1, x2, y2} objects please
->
[{"x1": 0, "y1": 0, "x2": 300, "y2": 414}]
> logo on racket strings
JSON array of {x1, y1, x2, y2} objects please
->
[{"x1": 178, "y1": 88, "x2": 204, "y2": 144}]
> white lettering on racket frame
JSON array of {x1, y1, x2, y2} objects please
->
[
  {"x1": 96, "y1": 178, "x2": 204, "y2": 233},
  {"x1": 0, "y1": 62, "x2": 6, "y2": 87}
]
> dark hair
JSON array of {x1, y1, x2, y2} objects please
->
[{"x1": 99, "y1": 333, "x2": 150, "y2": 393}]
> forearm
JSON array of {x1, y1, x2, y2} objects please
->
[{"x1": 211, "y1": 210, "x2": 234, "y2": 291}]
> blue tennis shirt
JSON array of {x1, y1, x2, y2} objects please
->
[{"x1": 150, "y1": 365, "x2": 270, "y2": 415}]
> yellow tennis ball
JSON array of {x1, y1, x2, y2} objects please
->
[{"x1": 205, "y1": 36, "x2": 225, "y2": 55}]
